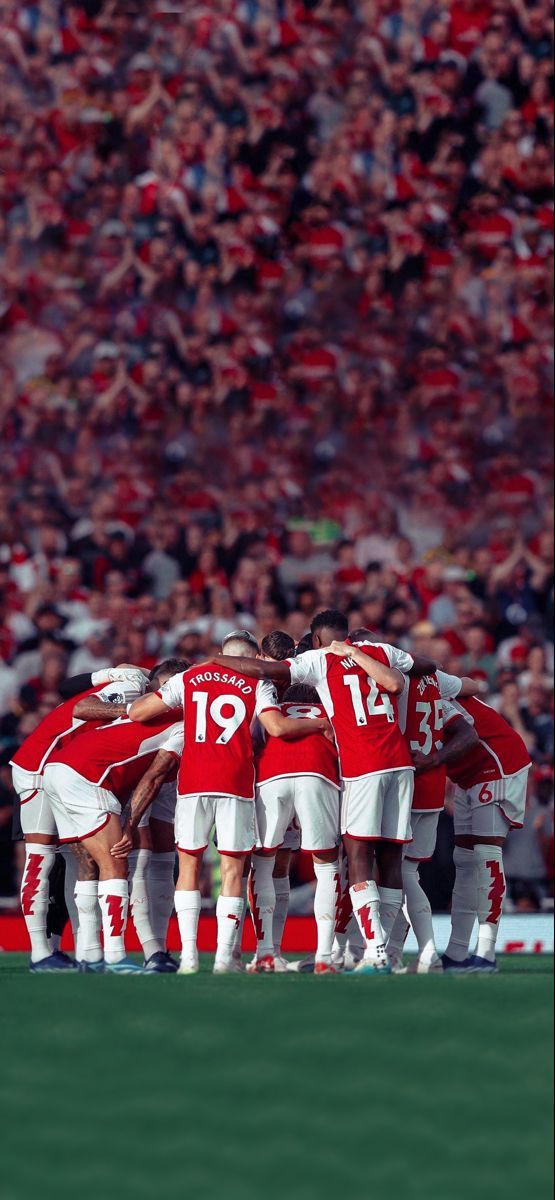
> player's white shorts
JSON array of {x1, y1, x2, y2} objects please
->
[
  {"x1": 11, "y1": 765, "x2": 58, "y2": 838},
  {"x1": 175, "y1": 794, "x2": 256, "y2": 855},
  {"x1": 341, "y1": 769, "x2": 414, "y2": 842},
  {"x1": 151, "y1": 780, "x2": 176, "y2": 824},
  {"x1": 282, "y1": 819, "x2": 301, "y2": 852},
  {"x1": 42, "y1": 763, "x2": 120, "y2": 843},
  {"x1": 454, "y1": 766, "x2": 530, "y2": 837},
  {"x1": 404, "y1": 810, "x2": 440, "y2": 861},
  {"x1": 255, "y1": 776, "x2": 340, "y2": 853}
]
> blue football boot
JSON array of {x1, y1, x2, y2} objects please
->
[
  {"x1": 143, "y1": 951, "x2": 179, "y2": 974},
  {"x1": 77, "y1": 959, "x2": 106, "y2": 973},
  {"x1": 104, "y1": 956, "x2": 144, "y2": 975},
  {"x1": 467, "y1": 955, "x2": 498, "y2": 974},
  {"x1": 29, "y1": 951, "x2": 78, "y2": 973},
  {"x1": 441, "y1": 953, "x2": 475, "y2": 974}
]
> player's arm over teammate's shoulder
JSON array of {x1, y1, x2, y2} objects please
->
[
  {"x1": 259, "y1": 706, "x2": 331, "y2": 741},
  {"x1": 128, "y1": 670, "x2": 185, "y2": 721},
  {"x1": 436, "y1": 670, "x2": 486, "y2": 699},
  {"x1": 327, "y1": 640, "x2": 405, "y2": 694},
  {"x1": 210, "y1": 653, "x2": 292, "y2": 684},
  {"x1": 412, "y1": 703, "x2": 479, "y2": 773}
]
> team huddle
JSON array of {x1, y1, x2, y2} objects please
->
[{"x1": 11, "y1": 609, "x2": 531, "y2": 976}]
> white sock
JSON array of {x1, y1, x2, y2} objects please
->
[
  {"x1": 58, "y1": 846, "x2": 79, "y2": 944},
  {"x1": 249, "y1": 855, "x2": 276, "y2": 958},
  {"x1": 377, "y1": 885, "x2": 403, "y2": 942},
  {"x1": 313, "y1": 860, "x2": 340, "y2": 963},
  {"x1": 233, "y1": 878, "x2": 248, "y2": 961},
  {"x1": 175, "y1": 890, "x2": 201, "y2": 967},
  {"x1": 445, "y1": 847, "x2": 477, "y2": 961},
  {"x1": 75, "y1": 880, "x2": 102, "y2": 963},
  {"x1": 147, "y1": 852, "x2": 175, "y2": 952},
  {"x1": 272, "y1": 875, "x2": 290, "y2": 955},
  {"x1": 349, "y1": 880, "x2": 387, "y2": 964},
  {"x1": 474, "y1": 844, "x2": 505, "y2": 962},
  {"x1": 128, "y1": 849, "x2": 160, "y2": 961},
  {"x1": 403, "y1": 859, "x2": 437, "y2": 964},
  {"x1": 387, "y1": 905, "x2": 410, "y2": 960},
  {"x1": 21, "y1": 843, "x2": 56, "y2": 962},
  {"x1": 98, "y1": 878, "x2": 129, "y2": 964},
  {"x1": 216, "y1": 894, "x2": 245, "y2": 966}
]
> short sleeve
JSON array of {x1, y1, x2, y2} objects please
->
[
  {"x1": 439, "y1": 700, "x2": 466, "y2": 724},
  {"x1": 158, "y1": 673, "x2": 185, "y2": 710},
  {"x1": 159, "y1": 722, "x2": 184, "y2": 758},
  {"x1": 287, "y1": 649, "x2": 326, "y2": 687},
  {"x1": 437, "y1": 670, "x2": 463, "y2": 699},
  {"x1": 96, "y1": 679, "x2": 145, "y2": 704},
  {"x1": 381, "y1": 643, "x2": 414, "y2": 673},
  {"x1": 255, "y1": 679, "x2": 280, "y2": 716}
]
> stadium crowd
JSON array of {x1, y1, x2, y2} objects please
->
[{"x1": 0, "y1": 0, "x2": 553, "y2": 905}]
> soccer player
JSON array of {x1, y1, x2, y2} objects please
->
[
  {"x1": 250, "y1": 681, "x2": 340, "y2": 972},
  {"x1": 416, "y1": 689, "x2": 532, "y2": 973},
  {"x1": 128, "y1": 631, "x2": 332, "y2": 974},
  {"x1": 210, "y1": 610, "x2": 431, "y2": 974},
  {"x1": 42, "y1": 660, "x2": 186, "y2": 974},
  {"x1": 10, "y1": 665, "x2": 146, "y2": 972},
  {"x1": 385, "y1": 666, "x2": 479, "y2": 972},
  {"x1": 252, "y1": 629, "x2": 298, "y2": 970}
]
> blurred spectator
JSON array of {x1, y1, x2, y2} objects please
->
[
  {"x1": 0, "y1": 0, "x2": 552, "y2": 905},
  {"x1": 504, "y1": 765, "x2": 554, "y2": 905}
]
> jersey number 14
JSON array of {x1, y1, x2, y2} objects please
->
[{"x1": 343, "y1": 674, "x2": 395, "y2": 726}]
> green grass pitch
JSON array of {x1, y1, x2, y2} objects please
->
[{"x1": 0, "y1": 954, "x2": 552, "y2": 1200}]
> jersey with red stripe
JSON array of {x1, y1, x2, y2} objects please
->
[
  {"x1": 443, "y1": 696, "x2": 531, "y2": 788},
  {"x1": 256, "y1": 703, "x2": 340, "y2": 787},
  {"x1": 159, "y1": 666, "x2": 279, "y2": 800},
  {"x1": 47, "y1": 714, "x2": 183, "y2": 804},
  {"x1": 397, "y1": 673, "x2": 447, "y2": 811},
  {"x1": 9, "y1": 683, "x2": 124, "y2": 776},
  {"x1": 287, "y1": 643, "x2": 414, "y2": 780}
]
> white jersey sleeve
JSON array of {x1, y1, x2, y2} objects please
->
[
  {"x1": 437, "y1": 670, "x2": 463, "y2": 699},
  {"x1": 158, "y1": 672, "x2": 185, "y2": 710},
  {"x1": 254, "y1": 678, "x2": 280, "y2": 716},
  {"x1": 287, "y1": 649, "x2": 327, "y2": 687},
  {"x1": 159, "y1": 721, "x2": 184, "y2": 758},
  {"x1": 380, "y1": 643, "x2": 414, "y2": 673},
  {"x1": 96, "y1": 679, "x2": 145, "y2": 705}
]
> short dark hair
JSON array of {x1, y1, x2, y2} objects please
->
[
  {"x1": 349, "y1": 627, "x2": 376, "y2": 643},
  {"x1": 261, "y1": 630, "x2": 295, "y2": 661},
  {"x1": 295, "y1": 633, "x2": 313, "y2": 657},
  {"x1": 148, "y1": 658, "x2": 189, "y2": 681},
  {"x1": 310, "y1": 609, "x2": 348, "y2": 638},
  {"x1": 283, "y1": 683, "x2": 321, "y2": 705}
]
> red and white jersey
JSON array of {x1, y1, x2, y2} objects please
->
[
  {"x1": 287, "y1": 643, "x2": 414, "y2": 780},
  {"x1": 398, "y1": 672, "x2": 450, "y2": 811},
  {"x1": 256, "y1": 702, "x2": 339, "y2": 788},
  {"x1": 9, "y1": 680, "x2": 136, "y2": 780},
  {"x1": 47, "y1": 714, "x2": 183, "y2": 805},
  {"x1": 159, "y1": 666, "x2": 279, "y2": 800},
  {"x1": 443, "y1": 696, "x2": 531, "y2": 789}
]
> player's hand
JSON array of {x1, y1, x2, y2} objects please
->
[
  {"x1": 110, "y1": 830, "x2": 134, "y2": 859},
  {"x1": 110, "y1": 666, "x2": 149, "y2": 691},
  {"x1": 328, "y1": 640, "x2": 351, "y2": 657},
  {"x1": 412, "y1": 750, "x2": 435, "y2": 774},
  {"x1": 322, "y1": 721, "x2": 335, "y2": 744}
]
